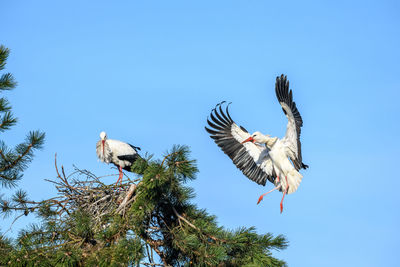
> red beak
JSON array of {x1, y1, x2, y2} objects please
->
[
  {"x1": 241, "y1": 137, "x2": 254, "y2": 144},
  {"x1": 102, "y1": 140, "x2": 105, "y2": 155}
]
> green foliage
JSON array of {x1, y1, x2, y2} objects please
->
[
  {"x1": 0, "y1": 46, "x2": 17, "y2": 91},
  {"x1": 0, "y1": 45, "x2": 45, "y2": 190},
  {"x1": 1, "y1": 145, "x2": 288, "y2": 266}
]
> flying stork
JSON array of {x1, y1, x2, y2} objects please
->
[
  {"x1": 96, "y1": 131, "x2": 141, "y2": 185},
  {"x1": 205, "y1": 74, "x2": 308, "y2": 213}
]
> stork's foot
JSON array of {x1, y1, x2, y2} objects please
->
[
  {"x1": 257, "y1": 195, "x2": 264, "y2": 204},
  {"x1": 257, "y1": 185, "x2": 281, "y2": 205},
  {"x1": 280, "y1": 193, "x2": 285, "y2": 213}
]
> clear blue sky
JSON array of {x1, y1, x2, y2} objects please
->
[{"x1": 2, "y1": 1, "x2": 400, "y2": 266}]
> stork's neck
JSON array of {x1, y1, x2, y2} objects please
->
[
  {"x1": 261, "y1": 135, "x2": 278, "y2": 148},
  {"x1": 266, "y1": 137, "x2": 278, "y2": 148}
]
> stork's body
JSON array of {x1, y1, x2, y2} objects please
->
[
  {"x1": 96, "y1": 132, "x2": 141, "y2": 185},
  {"x1": 268, "y1": 139, "x2": 303, "y2": 194},
  {"x1": 205, "y1": 74, "x2": 308, "y2": 213}
]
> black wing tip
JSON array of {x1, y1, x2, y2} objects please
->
[
  {"x1": 276, "y1": 74, "x2": 288, "y2": 87},
  {"x1": 275, "y1": 74, "x2": 290, "y2": 102},
  {"x1": 214, "y1": 101, "x2": 227, "y2": 109},
  {"x1": 276, "y1": 74, "x2": 289, "y2": 89},
  {"x1": 207, "y1": 101, "x2": 234, "y2": 125},
  {"x1": 240, "y1": 125, "x2": 249, "y2": 133},
  {"x1": 276, "y1": 74, "x2": 287, "y2": 81},
  {"x1": 216, "y1": 101, "x2": 231, "y2": 113},
  {"x1": 212, "y1": 100, "x2": 229, "y2": 107},
  {"x1": 204, "y1": 126, "x2": 215, "y2": 135},
  {"x1": 302, "y1": 163, "x2": 309, "y2": 169}
]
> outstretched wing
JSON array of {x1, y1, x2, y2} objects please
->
[
  {"x1": 205, "y1": 102, "x2": 276, "y2": 186},
  {"x1": 275, "y1": 74, "x2": 308, "y2": 170}
]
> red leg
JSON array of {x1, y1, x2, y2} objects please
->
[
  {"x1": 257, "y1": 175, "x2": 281, "y2": 204},
  {"x1": 115, "y1": 166, "x2": 123, "y2": 186},
  {"x1": 280, "y1": 190, "x2": 286, "y2": 213},
  {"x1": 257, "y1": 185, "x2": 281, "y2": 204},
  {"x1": 280, "y1": 176, "x2": 289, "y2": 213}
]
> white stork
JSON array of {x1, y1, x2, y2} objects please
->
[
  {"x1": 96, "y1": 131, "x2": 141, "y2": 185},
  {"x1": 205, "y1": 74, "x2": 308, "y2": 213}
]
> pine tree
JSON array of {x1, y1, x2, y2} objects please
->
[
  {"x1": 0, "y1": 146, "x2": 288, "y2": 266},
  {"x1": 0, "y1": 45, "x2": 45, "y2": 189}
]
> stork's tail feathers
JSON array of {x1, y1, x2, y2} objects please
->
[{"x1": 284, "y1": 170, "x2": 303, "y2": 194}]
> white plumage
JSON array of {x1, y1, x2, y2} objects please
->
[
  {"x1": 205, "y1": 74, "x2": 308, "y2": 213},
  {"x1": 96, "y1": 131, "x2": 141, "y2": 185}
]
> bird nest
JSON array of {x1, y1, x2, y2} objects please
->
[{"x1": 45, "y1": 155, "x2": 140, "y2": 226}]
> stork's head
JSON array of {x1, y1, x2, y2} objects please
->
[
  {"x1": 242, "y1": 131, "x2": 274, "y2": 146},
  {"x1": 100, "y1": 131, "x2": 107, "y2": 140}
]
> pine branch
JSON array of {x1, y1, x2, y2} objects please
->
[
  {"x1": 0, "y1": 98, "x2": 12, "y2": 112},
  {"x1": 0, "y1": 173, "x2": 21, "y2": 188},
  {"x1": 172, "y1": 206, "x2": 224, "y2": 243},
  {"x1": 0, "y1": 45, "x2": 11, "y2": 71},
  {"x1": 0, "y1": 73, "x2": 16, "y2": 91},
  {"x1": 0, "y1": 131, "x2": 45, "y2": 174},
  {"x1": 0, "y1": 46, "x2": 16, "y2": 90},
  {"x1": 0, "y1": 111, "x2": 17, "y2": 131},
  {"x1": 0, "y1": 45, "x2": 45, "y2": 189}
]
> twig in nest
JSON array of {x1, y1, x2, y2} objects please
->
[{"x1": 116, "y1": 183, "x2": 138, "y2": 215}]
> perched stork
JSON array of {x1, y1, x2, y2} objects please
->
[
  {"x1": 205, "y1": 74, "x2": 308, "y2": 213},
  {"x1": 96, "y1": 131, "x2": 141, "y2": 185}
]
